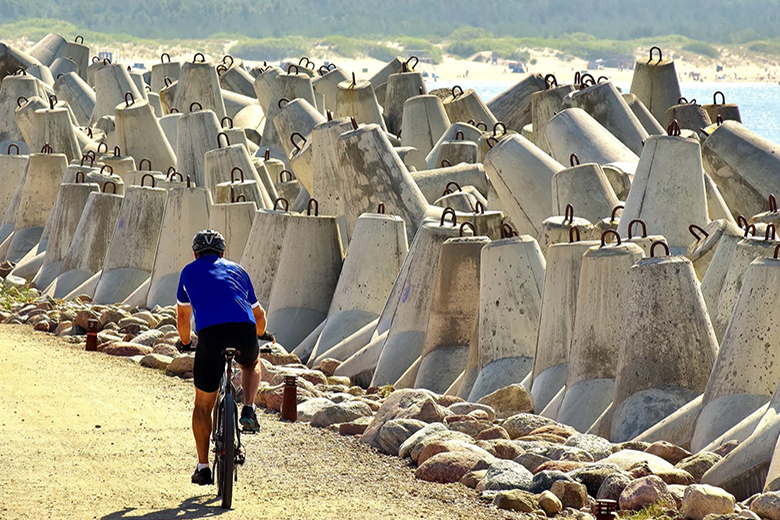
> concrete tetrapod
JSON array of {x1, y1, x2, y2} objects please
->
[
  {"x1": 400, "y1": 94, "x2": 450, "y2": 157},
  {"x1": 663, "y1": 101, "x2": 712, "y2": 137},
  {"x1": 384, "y1": 70, "x2": 425, "y2": 135},
  {"x1": 92, "y1": 185, "x2": 168, "y2": 305},
  {"x1": 486, "y1": 73, "x2": 547, "y2": 132},
  {"x1": 538, "y1": 209, "x2": 592, "y2": 257},
  {"x1": 701, "y1": 121, "x2": 780, "y2": 219},
  {"x1": 173, "y1": 56, "x2": 226, "y2": 120},
  {"x1": 546, "y1": 108, "x2": 639, "y2": 166},
  {"x1": 557, "y1": 236, "x2": 645, "y2": 433},
  {"x1": 239, "y1": 207, "x2": 294, "y2": 309},
  {"x1": 0, "y1": 74, "x2": 48, "y2": 145},
  {"x1": 251, "y1": 65, "x2": 281, "y2": 113},
  {"x1": 260, "y1": 70, "x2": 315, "y2": 153},
  {"x1": 334, "y1": 77, "x2": 386, "y2": 131},
  {"x1": 483, "y1": 134, "x2": 562, "y2": 236},
  {"x1": 702, "y1": 92, "x2": 742, "y2": 124},
  {"x1": 309, "y1": 213, "x2": 408, "y2": 366},
  {"x1": 337, "y1": 124, "x2": 430, "y2": 243},
  {"x1": 712, "y1": 232, "x2": 780, "y2": 342},
  {"x1": 28, "y1": 33, "x2": 68, "y2": 68},
  {"x1": 265, "y1": 213, "x2": 343, "y2": 350},
  {"x1": 90, "y1": 64, "x2": 141, "y2": 125},
  {"x1": 221, "y1": 89, "x2": 257, "y2": 120},
  {"x1": 48, "y1": 58, "x2": 77, "y2": 83},
  {"x1": 414, "y1": 235, "x2": 489, "y2": 394},
  {"x1": 412, "y1": 163, "x2": 489, "y2": 204},
  {"x1": 208, "y1": 200, "x2": 256, "y2": 262},
  {"x1": 467, "y1": 235, "x2": 546, "y2": 401},
  {"x1": 204, "y1": 143, "x2": 271, "y2": 207},
  {"x1": 691, "y1": 255, "x2": 780, "y2": 453},
  {"x1": 551, "y1": 161, "x2": 620, "y2": 223},
  {"x1": 64, "y1": 38, "x2": 89, "y2": 80},
  {"x1": 30, "y1": 182, "x2": 99, "y2": 290},
  {"x1": 273, "y1": 99, "x2": 326, "y2": 160},
  {"x1": 530, "y1": 80, "x2": 576, "y2": 154},
  {"x1": 145, "y1": 186, "x2": 211, "y2": 308},
  {"x1": 219, "y1": 64, "x2": 256, "y2": 98},
  {"x1": 150, "y1": 55, "x2": 181, "y2": 93},
  {"x1": 29, "y1": 106, "x2": 80, "y2": 163},
  {"x1": 622, "y1": 92, "x2": 666, "y2": 135},
  {"x1": 617, "y1": 134, "x2": 710, "y2": 252},
  {"x1": 570, "y1": 80, "x2": 648, "y2": 156},
  {"x1": 629, "y1": 47, "x2": 682, "y2": 123},
  {"x1": 531, "y1": 237, "x2": 600, "y2": 412},
  {"x1": 687, "y1": 219, "x2": 742, "y2": 280},
  {"x1": 424, "y1": 122, "x2": 482, "y2": 170},
  {"x1": 115, "y1": 97, "x2": 176, "y2": 174},
  {"x1": 442, "y1": 86, "x2": 497, "y2": 127},
  {"x1": 370, "y1": 219, "x2": 462, "y2": 386},
  {"x1": 13, "y1": 96, "x2": 48, "y2": 148},
  {"x1": 0, "y1": 151, "x2": 28, "y2": 229},
  {"x1": 700, "y1": 224, "x2": 748, "y2": 318},
  {"x1": 312, "y1": 66, "x2": 350, "y2": 113},
  {"x1": 5, "y1": 152, "x2": 67, "y2": 263},
  {"x1": 176, "y1": 108, "x2": 221, "y2": 190},
  {"x1": 704, "y1": 173, "x2": 737, "y2": 226},
  {"x1": 610, "y1": 253, "x2": 717, "y2": 443},
  {"x1": 158, "y1": 112, "x2": 182, "y2": 150},
  {"x1": 53, "y1": 72, "x2": 95, "y2": 126}
]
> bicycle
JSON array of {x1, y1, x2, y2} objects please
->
[{"x1": 213, "y1": 347, "x2": 245, "y2": 509}]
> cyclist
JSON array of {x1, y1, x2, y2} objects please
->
[{"x1": 176, "y1": 229, "x2": 270, "y2": 485}]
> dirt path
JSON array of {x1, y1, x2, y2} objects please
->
[{"x1": 0, "y1": 325, "x2": 516, "y2": 520}]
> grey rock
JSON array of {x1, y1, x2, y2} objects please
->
[
  {"x1": 130, "y1": 329, "x2": 164, "y2": 347},
  {"x1": 311, "y1": 401, "x2": 373, "y2": 428},
  {"x1": 476, "y1": 459, "x2": 534, "y2": 492},
  {"x1": 568, "y1": 462, "x2": 624, "y2": 497},
  {"x1": 398, "y1": 422, "x2": 448, "y2": 459},
  {"x1": 502, "y1": 413, "x2": 559, "y2": 439},
  {"x1": 565, "y1": 433, "x2": 614, "y2": 460},
  {"x1": 139, "y1": 353, "x2": 173, "y2": 370},
  {"x1": 529, "y1": 470, "x2": 575, "y2": 493},
  {"x1": 515, "y1": 452, "x2": 552, "y2": 473},
  {"x1": 378, "y1": 418, "x2": 427, "y2": 456},
  {"x1": 751, "y1": 491, "x2": 780, "y2": 520},
  {"x1": 596, "y1": 471, "x2": 633, "y2": 501},
  {"x1": 547, "y1": 446, "x2": 596, "y2": 463},
  {"x1": 297, "y1": 397, "x2": 335, "y2": 422},
  {"x1": 676, "y1": 451, "x2": 723, "y2": 481}
]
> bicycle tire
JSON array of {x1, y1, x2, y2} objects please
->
[{"x1": 220, "y1": 393, "x2": 236, "y2": 509}]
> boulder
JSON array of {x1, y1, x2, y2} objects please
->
[
  {"x1": 539, "y1": 490, "x2": 563, "y2": 515},
  {"x1": 130, "y1": 329, "x2": 164, "y2": 347},
  {"x1": 502, "y1": 414, "x2": 560, "y2": 439},
  {"x1": 102, "y1": 342, "x2": 153, "y2": 357},
  {"x1": 603, "y1": 449, "x2": 675, "y2": 473},
  {"x1": 477, "y1": 384, "x2": 534, "y2": 419},
  {"x1": 166, "y1": 354, "x2": 195, "y2": 376},
  {"x1": 476, "y1": 459, "x2": 534, "y2": 492},
  {"x1": 139, "y1": 353, "x2": 173, "y2": 370},
  {"x1": 655, "y1": 467, "x2": 696, "y2": 486},
  {"x1": 398, "y1": 422, "x2": 449, "y2": 459},
  {"x1": 418, "y1": 439, "x2": 495, "y2": 466},
  {"x1": 751, "y1": 492, "x2": 780, "y2": 520},
  {"x1": 476, "y1": 426, "x2": 510, "y2": 441},
  {"x1": 378, "y1": 419, "x2": 427, "y2": 455},
  {"x1": 565, "y1": 433, "x2": 614, "y2": 461},
  {"x1": 339, "y1": 416, "x2": 374, "y2": 436},
  {"x1": 297, "y1": 397, "x2": 335, "y2": 422},
  {"x1": 411, "y1": 431, "x2": 475, "y2": 464},
  {"x1": 597, "y1": 471, "x2": 633, "y2": 501},
  {"x1": 529, "y1": 470, "x2": 574, "y2": 493},
  {"x1": 74, "y1": 309, "x2": 99, "y2": 330},
  {"x1": 415, "y1": 451, "x2": 486, "y2": 484},
  {"x1": 476, "y1": 439, "x2": 525, "y2": 460},
  {"x1": 152, "y1": 344, "x2": 180, "y2": 358},
  {"x1": 551, "y1": 480, "x2": 589, "y2": 509},
  {"x1": 569, "y1": 462, "x2": 624, "y2": 497},
  {"x1": 682, "y1": 484, "x2": 736, "y2": 520},
  {"x1": 619, "y1": 475, "x2": 677, "y2": 511},
  {"x1": 360, "y1": 389, "x2": 449, "y2": 448},
  {"x1": 447, "y1": 418, "x2": 492, "y2": 438},
  {"x1": 536, "y1": 460, "x2": 588, "y2": 474},
  {"x1": 515, "y1": 452, "x2": 551, "y2": 473},
  {"x1": 713, "y1": 441, "x2": 739, "y2": 458},
  {"x1": 646, "y1": 440, "x2": 692, "y2": 465},
  {"x1": 449, "y1": 402, "x2": 497, "y2": 422},
  {"x1": 460, "y1": 469, "x2": 487, "y2": 489},
  {"x1": 317, "y1": 358, "x2": 341, "y2": 377},
  {"x1": 547, "y1": 446, "x2": 596, "y2": 463},
  {"x1": 493, "y1": 489, "x2": 538, "y2": 512},
  {"x1": 677, "y1": 452, "x2": 723, "y2": 481},
  {"x1": 311, "y1": 401, "x2": 373, "y2": 428}
]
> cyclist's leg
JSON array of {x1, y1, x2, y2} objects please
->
[
  {"x1": 233, "y1": 322, "x2": 261, "y2": 406},
  {"x1": 193, "y1": 389, "x2": 218, "y2": 463},
  {"x1": 240, "y1": 360, "x2": 261, "y2": 407}
]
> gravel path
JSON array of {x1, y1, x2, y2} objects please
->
[{"x1": 0, "y1": 324, "x2": 518, "y2": 519}]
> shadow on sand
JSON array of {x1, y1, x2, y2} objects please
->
[{"x1": 101, "y1": 495, "x2": 229, "y2": 519}]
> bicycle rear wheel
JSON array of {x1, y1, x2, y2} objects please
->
[{"x1": 220, "y1": 393, "x2": 236, "y2": 509}]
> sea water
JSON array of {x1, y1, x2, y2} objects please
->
[{"x1": 431, "y1": 80, "x2": 780, "y2": 145}]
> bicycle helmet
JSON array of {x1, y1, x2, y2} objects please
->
[{"x1": 192, "y1": 229, "x2": 226, "y2": 255}]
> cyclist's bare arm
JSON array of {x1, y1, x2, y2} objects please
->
[
  {"x1": 177, "y1": 304, "x2": 193, "y2": 345},
  {"x1": 252, "y1": 305, "x2": 267, "y2": 337}
]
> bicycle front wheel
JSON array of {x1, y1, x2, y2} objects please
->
[{"x1": 220, "y1": 393, "x2": 236, "y2": 509}]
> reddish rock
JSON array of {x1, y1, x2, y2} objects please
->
[
  {"x1": 551, "y1": 480, "x2": 589, "y2": 509},
  {"x1": 33, "y1": 321, "x2": 50, "y2": 332},
  {"x1": 619, "y1": 475, "x2": 677, "y2": 511},
  {"x1": 476, "y1": 426, "x2": 511, "y2": 441},
  {"x1": 645, "y1": 440, "x2": 691, "y2": 464},
  {"x1": 476, "y1": 439, "x2": 524, "y2": 460},
  {"x1": 317, "y1": 358, "x2": 341, "y2": 377},
  {"x1": 529, "y1": 424, "x2": 578, "y2": 439},
  {"x1": 534, "y1": 460, "x2": 588, "y2": 474},
  {"x1": 436, "y1": 395, "x2": 465, "y2": 407},
  {"x1": 415, "y1": 451, "x2": 486, "y2": 484},
  {"x1": 102, "y1": 342, "x2": 153, "y2": 357},
  {"x1": 713, "y1": 441, "x2": 739, "y2": 458}
]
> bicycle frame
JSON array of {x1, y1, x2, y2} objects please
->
[{"x1": 212, "y1": 350, "x2": 243, "y2": 507}]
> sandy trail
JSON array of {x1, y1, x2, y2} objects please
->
[{"x1": 0, "y1": 324, "x2": 515, "y2": 520}]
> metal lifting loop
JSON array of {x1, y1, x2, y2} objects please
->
[
  {"x1": 141, "y1": 173, "x2": 156, "y2": 187},
  {"x1": 767, "y1": 224, "x2": 777, "y2": 241},
  {"x1": 318, "y1": 64, "x2": 329, "y2": 75},
  {"x1": 440, "y1": 207, "x2": 457, "y2": 227},
  {"x1": 193, "y1": 52, "x2": 205, "y2": 63},
  {"x1": 601, "y1": 229, "x2": 621, "y2": 247},
  {"x1": 97, "y1": 142, "x2": 108, "y2": 154},
  {"x1": 628, "y1": 219, "x2": 648, "y2": 239},
  {"x1": 279, "y1": 169, "x2": 294, "y2": 183},
  {"x1": 164, "y1": 77, "x2": 173, "y2": 87},
  {"x1": 689, "y1": 224, "x2": 709, "y2": 241},
  {"x1": 569, "y1": 225, "x2": 581, "y2": 243},
  {"x1": 231, "y1": 167, "x2": 245, "y2": 183},
  {"x1": 278, "y1": 98, "x2": 289, "y2": 109},
  {"x1": 563, "y1": 203, "x2": 574, "y2": 224},
  {"x1": 222, "y1": 54, "x2": 234, "y2": 68},
  {"x1": 189, "y1": 102, "x2": 202, "y2": 112},
  {"x1": 103, "y1": 181, "x2": 117, "y2": 194},
  {"x1": 349, "y1": 72, "x2": 357, "y2": 88},
  {"x1": 455, "y1": 131, "x2": 465, "y2": 141},
  {"x1": 405, "y1": 56, "x2": 418, "y2": 71},
  {"x1": 737, "y1": 215, "x2": 748, "y2": 229},
  {"x1": 444, "y1": 181, "x2": 462, "y2": 194},
  {"x1": 377, "y1": 202, "x2": 386, "y2": 214},
  {"x1": 775, "y1": 243, "x2": 780, "y2": 259},
  {"x1": 678, "y1": 97, "x2": 689, "y2": 104},
  {"x1": 475, "y1": 121, "x2": 488, "y2": 131},
  {"x1": 667, "y1": 119, "x2": 681, "y2": 136},
  {"x1": 235, "y1": 194, "x2": 246, "y2": 202},
  {"x1": 7, "y1": 143, "x2": 19, "y2": 155},
  {"x1": 161, "y1": 52, "x2": 171, "y2": 63},
  {"x1": 100, "y1": 164, "x2": 113, "y2": 174},
  {"x1": 649, "y1": 46, "x2": 663, "y2": 62},
  {"x1": 75, "y1": 35, "x2": 84, "y2": 44},
  {"x1": 186, "y1": 175, "x2": 192, "y2": 187},
  {"x1": 493, "y1": 122, "x2": 506, "y2": 137},
  {"x1": 597, "y1": 76, "x2": 609, "y2": 84},
  {"x1": 264, "y1": 149, "x2": 271, "y2": 161},
  {"x1": 168, "y1": 169, "x2": 183, "y2": 182},
  {"x1": 216, "y1": 64, "x2": 227, "y2": 76},
  {"x1": 713, "y1": 91, "x2": 725, "y2": 105},
  {"x1": 75, "y1": 171, "x2": 85, "y2": 183},
  {"x1": 486, "y1": 136, "x2": 499, "y2": 149},
  {"x1": 41, "y1": 143, "x2": 53, "y2": 153},
  {"x1": 113, "y1": 146, "x2": 121, "y2": 157},
  {"x1": 744, "y1": 224, "x2": 757, "y2": 237},
  {"x1": 501, "y1": 223, "x2": 516, "y2": 239},
  {"x1": 579, "y1": 73, "x2": 596, "y2": 89},
  {"x1": 570, "y1": 153, "x2": 580, "y2": 166},
  {"x1": 86, "y1": 127, "x2": 93, "y2": 138},
  {"x1": 650, "y1": 241, "x2": 670, "y2": 257},
  {"x1": 48, "y1": 94, "x2": 57, "y2": 109},
  {"x1": 221, "y1": 117, "x2": 233, "y2": 129},
  {"x1": 139, "y1": 158, "x2": 151, "y2": 170},
  {"x1": 326, "y1": 110, "x2": 333, "y2": 121},
  {"x1": 307, "y1": 198, "x2": 319, "y2": 216},
  {"x1": 217, "y1": 132, "x2": 230, "y2": 148},
  {"x1": 274, "y1": 198, "x2": 289, "y2": 211},
  {"x1": 474, "y1": 201, "x2": 485, "y2": 214},
  {"x1": 350, "y1": 117, "x2": 358, "y2": 130},
  {"x1": 16, "y1": 96, "x2": 28, "y2": 108},
  {"x1": 440, "y1": 159, "x2": 452, "y2": 168},
  {"x1": 298, "y1": 56, "x2": 309, "y2": 66},
  {"x1": 102, "y1": 58, "x2": 111, "y2": 64},
  {"x1": 459, "y1": 221, "x2": 476, "y2": 237},
  {"x1": 290, "y1": 132, "x2": 307, "y2": 153},
  {"x1": 544, "y1": 74, "x2": 558, "y2": 89},
  {"x1": 717, "y1": 114, "x2": 724, "y2": 126},
  {"x1": 287, "y1": 64, "x2": 299, "y2": 75},
  {"x1": 80, "y1": 155, "x2": 93, "y2": 167},
  {"x1": 451, "y1": 85, "x2": 464, "y2": 99},
  {"x1": 770, "y1": 194, "x2": 777, "y2": 212}
]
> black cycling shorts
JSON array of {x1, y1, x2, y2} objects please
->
[{"x1": 194, "y1": 322, "x2": 258, "y2": 393}]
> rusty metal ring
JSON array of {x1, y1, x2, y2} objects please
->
[
  {"x1": 287, "y1": 64, "x2": 299, "y2": 75},
  {"x1": 102, "y1": 58, "x2": 111, "y2": 64},
  {"x1": 222, "y1": 54, "x2": 234, "y2": 68},
  {"x1": 474, "y1": 201, "x2": 485, "y2": 214},
  {"x1": 350, "y1": 116, "x2": 358, "y2": 130},
  {"x1": 766, "y1": 224, "x2": 777, "y2": 241},
  {"x1": 189, "y1": 102, "x2": 202, "y2": 112},
  {"x1": 231, "y1": 167, "x2": 245, "y2": 183},
  {"x1": 492, "y1": 122, "x2": 506, "y2": 137},
  {"x1": 279, "y1": 169, "x2": 294, "y2": 183},
  {"x1": 597, "y1": 76, "x2": 609, "y2": 83},
  {"x1": 217, "y1": 132, "x2": 230, "y2": 148},
  {"x1": 689, "y1": 224, "x2": 709, "y2": 241},
  {"x1": 318, "y1": 64, "x2": 330, "y2": 75},
  {"x1": 649, "y1": 46, "x2": 663, "y2": 62},
  {"x1": 100, "y1": 164, "x2": 113, "y2": 174},
  {"x1": 569, "y1": 225, "x2": 581, "y2": 243},
  {"x1": 7, "y1": 143, "x2": 19, "y2": 155},
  {"x1": 486, "y1": 136, "x2": 499, "y2": 149},
  {"x1": 628, "y1": 219, "x2": 648, "y2": 239},
  {"x1": 744, "y1": 224, "x2": 757, "y2": 237},
  {"x1": 650, "y1": 240, "x2": 670, "y2": 257},
  {"x1": 440, "y1": 159, "x2": 452, "y2": 168},
  {"x1": 235, "y1": 194, "x2": 246, "y2": 202},
  {"x1": 405, "y1": 56, "x2": 418, "y2": 71},
  {"x1": 141, "y1": 173, "x2": 156, "y2": 187},
  {"x1": 678, "y1": 97, "x2": 689, "y2": 104},
  {"x1": 113, "y1": 146, "x2": 121, "y2": 157},
  {"x1": 290, "y1": 132, "x2": 307, "y2": 153},
  {"x1": 307, "y1": 198, "x2": 319, "y2": 216},
  {"x1": 216, "y1": 64, "x2": 228, "y2": 76},
  {"x1": 579, "y1": 73, "x2": 596, "y2": 89},
  {"x1": 455, "y1": 131, "x2": 465, "y2": 141},
  {"x1": 377, "y1": 202, "x2": 385, "y2": 214},
  {"x1": 92, "y1": 56, "x2": 99, "y2": 63},
  {"x1": 186, "y1": 175, "x2": 192, "y2": 187},
  {"x1": 716, "y1": 114, "x2": 723, "y2": 126},
  {"x1": 601, "y1": 229, "x2": 621, "y2": 247},
  {"x1": 475, "y1": 121, "x2": 488, "y2": 131},
  {"x1": 75, "y1": 35, "x2": 84, "y2": 44},
  {"x1": 278, "y1": 98, "x2": 289, "y2": 109},
  {"x1": 326, "y1": 110, "x2": 333, "y2": 121},
  {"x1": 103, "y1": 181, "x2": 117, "y2": 194},
  {"x1": 161, "y1": 52, "x2": 171, "y2": 63},
  {"x1": 40, "y1": 143, "x2": 54, "y2": 153},
  {"x1": 501, "y1": 223, "x2": 516, "y2": 238},
  {"x1": 16, "y1": 96, "x2": 28, "y2": 108},
  {"x1": 451, "y1": 85, "x2": 464, "y2": 99},
  {"x1": 713, "y1": 91, "x2": 725, "y2": 105},
  {"x1": 563, "y1": 203, "x2": 575, "y2": 224},
  {"x1": 193, "y1": 52, "x2": 206, "y2": 63},
  {"x1": 544, "y1": 74, "x2": 558, "y2": 89},
  {"x1": 97, "y1": 142, "x2": 108, "y2": 154},
  {"x1": 75, "y1": 171, "x2": 85, "y2": 183},
  {"x1": 737, "y1": 215, "x2": 748, "y2": 229},
  {"x1": 168, "y1": 169, "x2": 183, "y2": 182},
  {"x1": 164, "y1": 77, "x2": 173, "y2": 87},
  {"x1": 48, "y1": 94, "x2": 57, "y2": 109},
  {"x1": 440, "y1": 207, "x2": 457, "y2": 227},
  {"x1": 770, "y1": 194, "x2": 777, "y2": 212},
  {"x1": 264, "y1": 149, "x2": 271, "y2": 161},
  {"x1": 221, "y1": 116, "x2": 233, "y2": 129},
  {"x1": 570, "y1": 153, "x2": 580, "y2": 167},
  {"x1": 459, "y1": 221, "x2": 476, "y2": 236},
  {"x1": 775, "y1": 243, "x2": 780, "y2": 259},
  {"x1": 667, "y1": 119, "x2": 681, "y2": 136},
  {"x1": 80, "y1": 155, "x2": 94, "y2": 167},
  {"x1": 298, "y1": 56, "x2": 309, "y2": 66},
  {"x1": 139, "y1": 158, "x2": 151, "y2": 170},
  {"x1": 444, "y1": 181, "x2": 462, "y2": 194}
]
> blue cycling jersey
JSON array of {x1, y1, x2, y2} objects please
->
[{"x1": 176, "y1": 255, "x2": 259, "y2": 332}]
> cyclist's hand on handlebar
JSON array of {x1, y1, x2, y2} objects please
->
[{"x1": 258, "y1": 331, "x2": 275, "y2": 343}]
